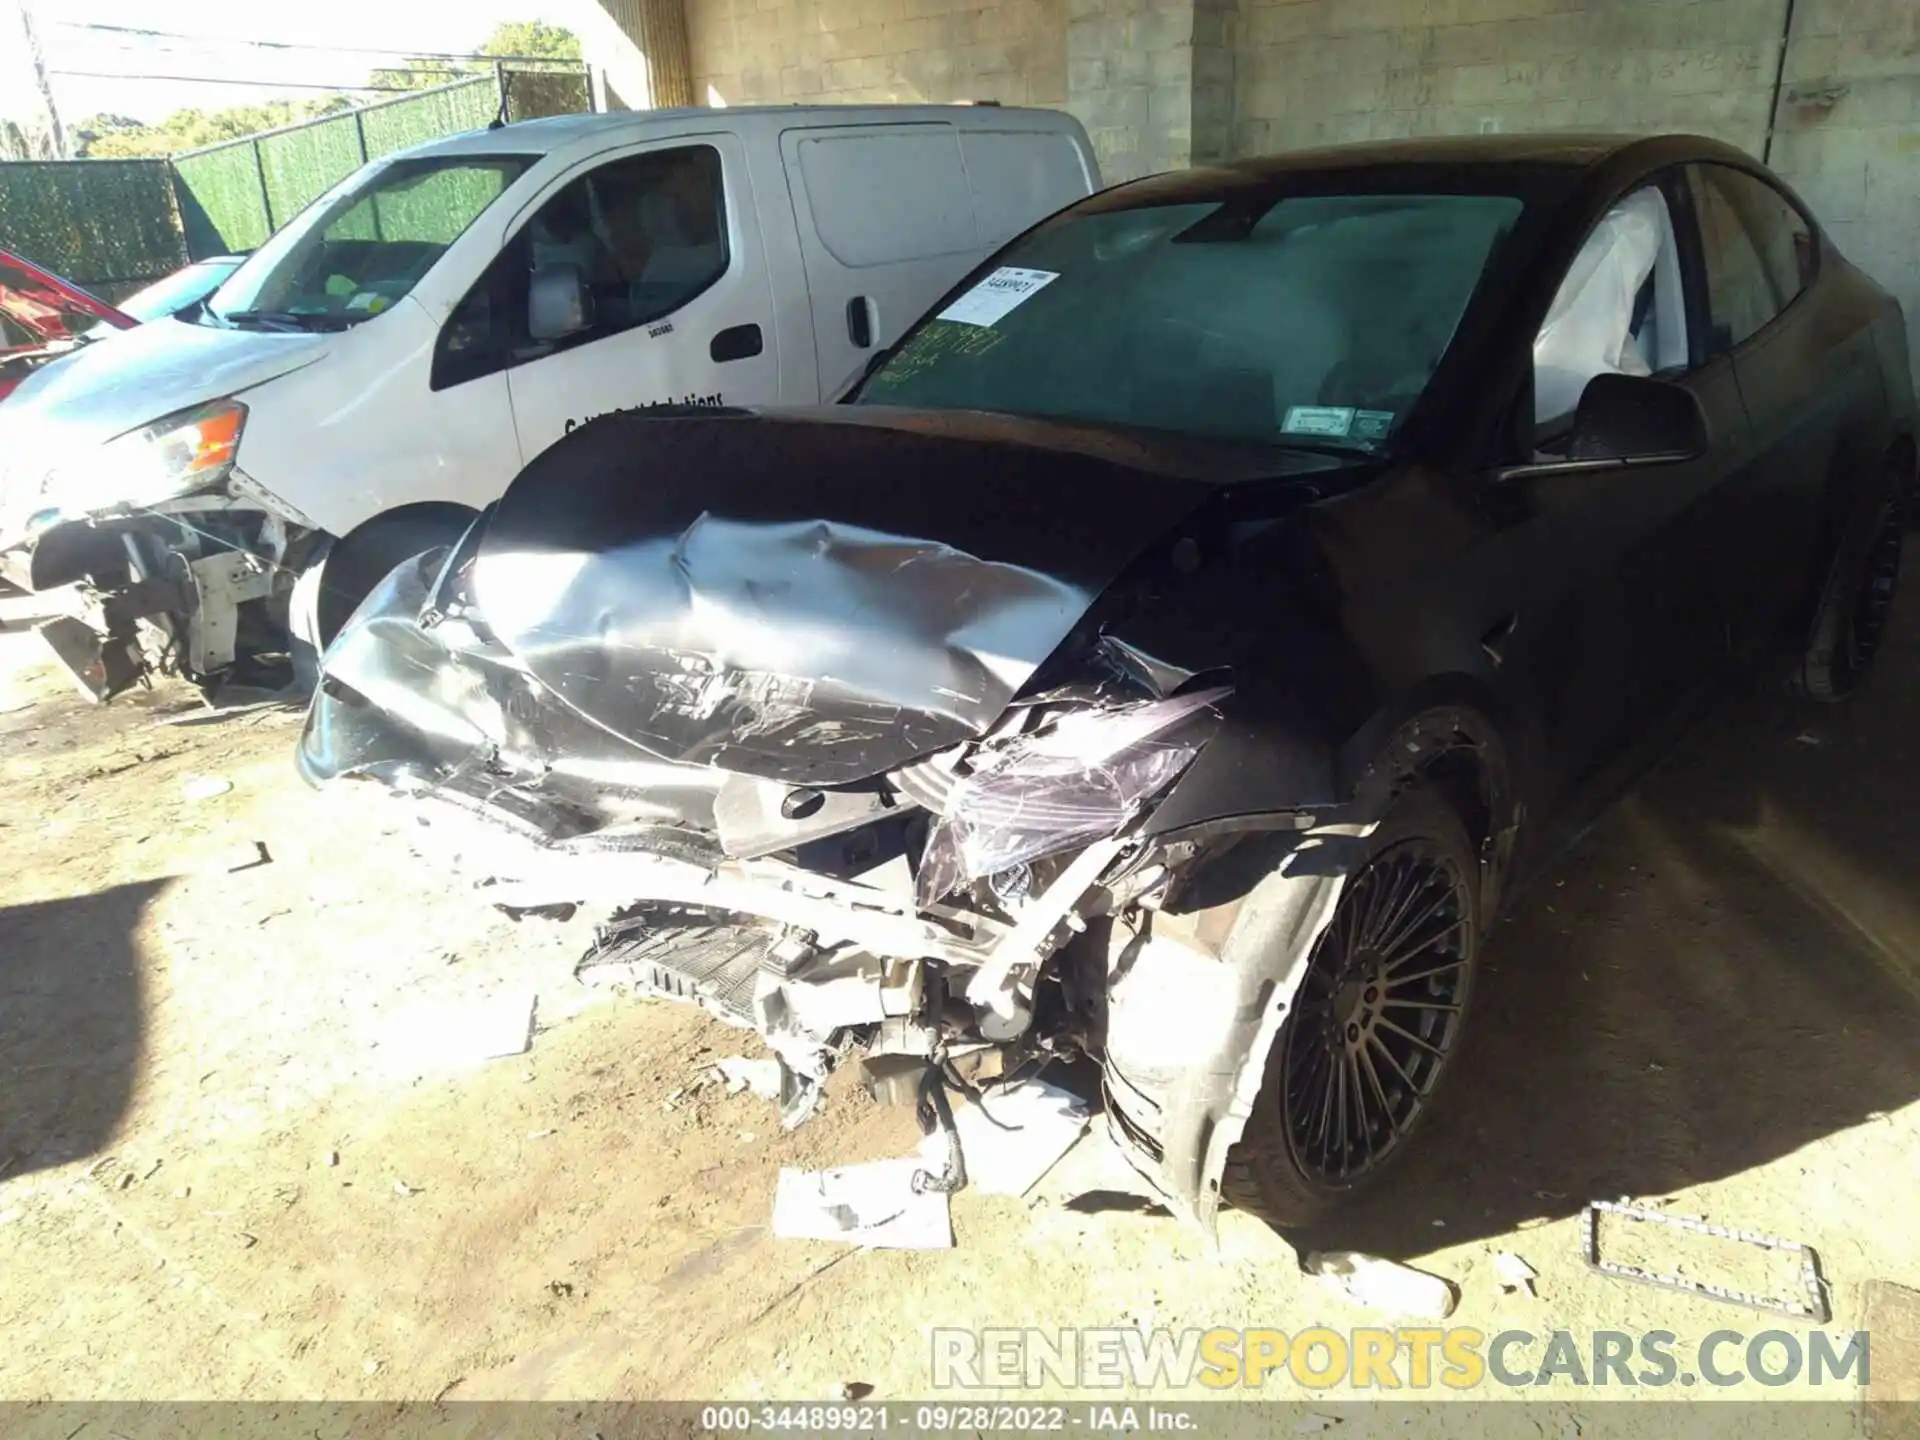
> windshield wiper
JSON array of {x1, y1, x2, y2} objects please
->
[{"x1": 220, "y1": 309, "x2": 352, "y2": 333}]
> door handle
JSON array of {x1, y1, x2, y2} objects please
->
[
  {"x1": 846, "y1": 297, "x2": 873, "y2": 349},
  {"x1": 1480, "y1": 612, "x2": 1519, "y2": 666},
  {"x1": 710, "y1": 324, "x2": 763, "y2": 363}
]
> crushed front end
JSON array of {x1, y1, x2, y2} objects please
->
[{"x1": 299, "y1": 409, "x2": 1359, "y2": 1229}]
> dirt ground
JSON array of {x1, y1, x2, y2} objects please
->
[{"x1": 2, "y1": 579, "x2": 1918, "y2": 1421}]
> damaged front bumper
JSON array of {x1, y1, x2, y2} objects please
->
[
  {"x1": 5, "y1": 483, "x2": 305, "y2": 699},
  {"x1": 301, "y1": 543, "x2": 1354, "y2": 1231}
]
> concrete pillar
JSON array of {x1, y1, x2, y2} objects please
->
[{"x1": 1066, "y1": 0, "x2": 1229, "y2": 182}]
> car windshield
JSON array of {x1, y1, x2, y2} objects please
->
[
  {"x1": 857, "y1": 191, "x2": 1525, "y2": 450},
  {"x1": 206, "y1": 154, "x2": 534, "y2": 331}
]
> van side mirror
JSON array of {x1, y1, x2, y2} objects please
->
[
  {"x1": 1565, "y1": 372, "x2": 1708, "y2": 463},
  {"x1": 528, "y1": 263, "x2": 591, "y2": 343}
]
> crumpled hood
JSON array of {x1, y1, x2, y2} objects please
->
[
  {"x1": 470, "y1": 407, "x2": 1224, "y2": 786},
  {"x1": 0, "y1": 317, "x2": 330, "y2": 528}
]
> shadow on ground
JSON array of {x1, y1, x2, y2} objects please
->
[
  {"x1": 1294, "y1": 593, "x2": 1920, "y2": 1259},
  {"x1": 0, "y1": 882, "x2": 158, "y2": 1180}
]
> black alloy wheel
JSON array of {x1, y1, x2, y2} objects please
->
[{"x1": 1280, "y1": 836, "x2": 1475, "y2": 1185}]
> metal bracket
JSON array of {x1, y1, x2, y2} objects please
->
[
  {"x1": 1582, "y1": 1200, "x2": 1830, "y2": 1322},
  {"x1": 182, "y1": 550, "x2": 278, "y2": 679}
]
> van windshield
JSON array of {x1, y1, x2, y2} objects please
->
[
  {"x1": 855, "y1": 191, "x2": 1524, "y2": 450},
  {"x1": 207, "y1": 154, "x2": 535, "y2": 332}
]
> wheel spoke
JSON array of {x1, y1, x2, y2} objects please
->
[
  {"x1": 1383, "y1": 918, "x2": 1464, "y2": 972},
  {"x1": 1373, "y1": 884, "x2": 1453, "y2": 963},
  {"x1": 1367, "y1": 1030, "x2": 1423, "y2": 1099},
  {"x1": 1361, "y1": 859, "x2": 1422, "y2": 950},
  {"x1": 1346, "y1": 1053, "x2": 1375, "y2": 1164},
  {"x1": 1384, "y1": 958, "x2": 1469, "y2": 988},
  {"x1": 1381, "y1": 997, "x2": 1462, "y2": 1014},
  {"x1": 1377, "y1": 1015, "x2": 1446, "y2": 1057},
  {"x1": 1356, "y1": 1042, "x2": 1396, "y2": 1132}
]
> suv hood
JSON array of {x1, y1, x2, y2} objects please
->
[{"x1": 462, "y1": 407, "x2": 1232, "y2": 785}]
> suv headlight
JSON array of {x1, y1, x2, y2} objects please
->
[{"x1": 61, "y1": 399, "x2": 247, "y2": 515}]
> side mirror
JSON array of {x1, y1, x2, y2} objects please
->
[
  {"x1": 528, "y1": 263, "x2": 591, "y2": 343},
  {"x1": 1565, "y1": 372, "x2": 1709, "y2": 463}
]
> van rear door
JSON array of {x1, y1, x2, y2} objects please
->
[{"x1": 779, "y1": 121, "x2": 1091, "y2": 400}]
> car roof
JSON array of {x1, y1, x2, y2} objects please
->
[{"x1": 1101, "y1": 132, "x2": 1761, "y2": 206}]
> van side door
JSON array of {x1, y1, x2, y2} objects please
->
[
  {"x1": 434, "y1": 131, "x2": 779, "y2": 467},
  {"x1": 783, "y1": 122, "x2": 1090, "y2": 400}
]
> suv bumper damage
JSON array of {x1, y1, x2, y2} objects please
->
[{"x1": 304, "y1": 533, "x2": 1355, "y2": 1230}]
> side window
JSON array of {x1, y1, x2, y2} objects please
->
[
  {"x1": 1689, "y1": 165, "x2": 1813, "y2": 353},
  {"x1": 1533, "y1": 183, "x2": 1691, "y2": 432},
  {"x1": 432, "y1": 144, "x2": 728, "y2": 390}
]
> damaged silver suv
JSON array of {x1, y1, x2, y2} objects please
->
[{"x1": 299, "y1": 134, "x2": 1916, "y2": 1231}]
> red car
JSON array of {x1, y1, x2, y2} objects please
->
[{"x1": 0, "y1": 250, "x2": 135, "y2": 402}]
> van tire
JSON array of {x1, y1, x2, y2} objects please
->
[{"x1": 311, "y1": 507, "x2": 476, "y2": 651}]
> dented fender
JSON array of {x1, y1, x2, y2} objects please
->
[{"x1": 1102, "y1": 823, "x2": 1374, "y2": 1231}]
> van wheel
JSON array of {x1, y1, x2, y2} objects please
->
[
  {"x1": 1222, "y1": 784, "x2": 1481, "y2": 1230},
  {"x1": 311, "y1": 508, "x2": 475, "y2": 651}
]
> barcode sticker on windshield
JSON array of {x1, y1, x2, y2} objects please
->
[
  {"x1": 1283, "y1": 406, "x2": 1356, "y2": 438},
  {"x1": 937, "y1": 267, "x2": 1059, "y2": 328}
]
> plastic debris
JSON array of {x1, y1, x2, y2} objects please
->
[
  {"x1": 393, "y1": 1179, "x2": 418, "y2": 1197},
  {"x1": 771, "y1": 1158, "x2": 953, "y2": 1250},
  {"x1": 1495, "y1": 1251, "x2": 1539, "y2": 1297},
  {"x1": 950, "y1": 1077, "x2": 1090, "y2": 1196},
  {"x1": 1305, "y1": 1250, "x2": 1458, "y2": 1319},
  {"x1": 714, "y1": 1056, "x2": 783, "y2": 1101},
  {"x1": 182, "y1": 775, "x2": 233, "y2": 800}
]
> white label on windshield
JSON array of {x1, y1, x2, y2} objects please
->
[
  {"x1": 1283, "y1": 405, "x2": 1356, "y2": 438},
  {"x1": 937, "y1": 267, "x2": 1059, "y2": 328}
]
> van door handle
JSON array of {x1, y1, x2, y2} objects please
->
[
  {"x1": 710, "y1": 324, "x2": 763, "y2": 363},
  {"x1": 846, "y1": 297, "x2": 873, "y2": 349}
]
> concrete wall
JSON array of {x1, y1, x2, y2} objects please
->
[
  {"x1": 651, "y1": 0, "x2": 1920, "y2": 375},
  {"x1": 1769, "y1": 0, "x2": 1920, "y2": 367},
  {"x1": 688, "y1": 0, "x2": 1068, "y2": 110},
  {"x1": 1232, "y1": 0, "x2": 1784, "y2": 155}
]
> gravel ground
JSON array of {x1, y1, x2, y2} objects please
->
[{"x1": 1, "y1": 584, "x2": 1916, "y2": 1426}]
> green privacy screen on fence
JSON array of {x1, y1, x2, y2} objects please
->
[
  {"x1": 0, "y1": 159, "x2": 186, "y2": 298},
  {"x1": 1, "y1": 65, "x2": 592, "y2": 293},
  {"x1": 172, "y1": 68, "x2": 586, "y2": 255}
]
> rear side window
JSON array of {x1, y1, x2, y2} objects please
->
[
  {"x1": 1689, "y1": 164, "x2": 1816, "y2": 352},
  {"x1": 960, "y1": 131, "x2": 1091, "y2": 247},
  {"x1": 794, "y1": 128, "x2": 977, "y2": 267}
]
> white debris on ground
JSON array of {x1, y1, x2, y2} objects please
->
[
  {"x1": 1305, "y1": 1250, "x2": 1459, "y2": 1319},
  {"x1": 771, "y1": 1153, "x2": 954, "y2": 1250},
  {"x1": 948, "y1": 1076, "x2": 1090, "y2": 1197},
  {"x1": 713, "y1": 1057, "x2": 783, "y2": 1100},
  {"x1": 1495, "y1": 1251, "x2": 1540, "y2": 1297}
]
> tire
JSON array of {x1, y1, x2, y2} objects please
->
[
  {"x1": 310, "y1": 508, "x2": 474, "y2": 652},
  {"x1": 1223, "y1": 783, "x2": 1482, "y2": 1229},
  {"x1": 1791, "y1": 465, "x2": 1906, "y2": 702}
]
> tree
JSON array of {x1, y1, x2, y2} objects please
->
[
  {"x1": 72, "y1": 97, "x2": 352, "y2": 158},
  {"x1": 368, "y1": 21, "x2": 581, "y2": 92}
]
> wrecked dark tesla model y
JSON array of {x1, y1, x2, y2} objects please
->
[{"x1": 300, "y1": 134, "x2": 1915, "y2": 1231}]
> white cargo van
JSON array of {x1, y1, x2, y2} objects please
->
[{"x1": 0, "y1": 104, "x2": 1098, "y2": 696}]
